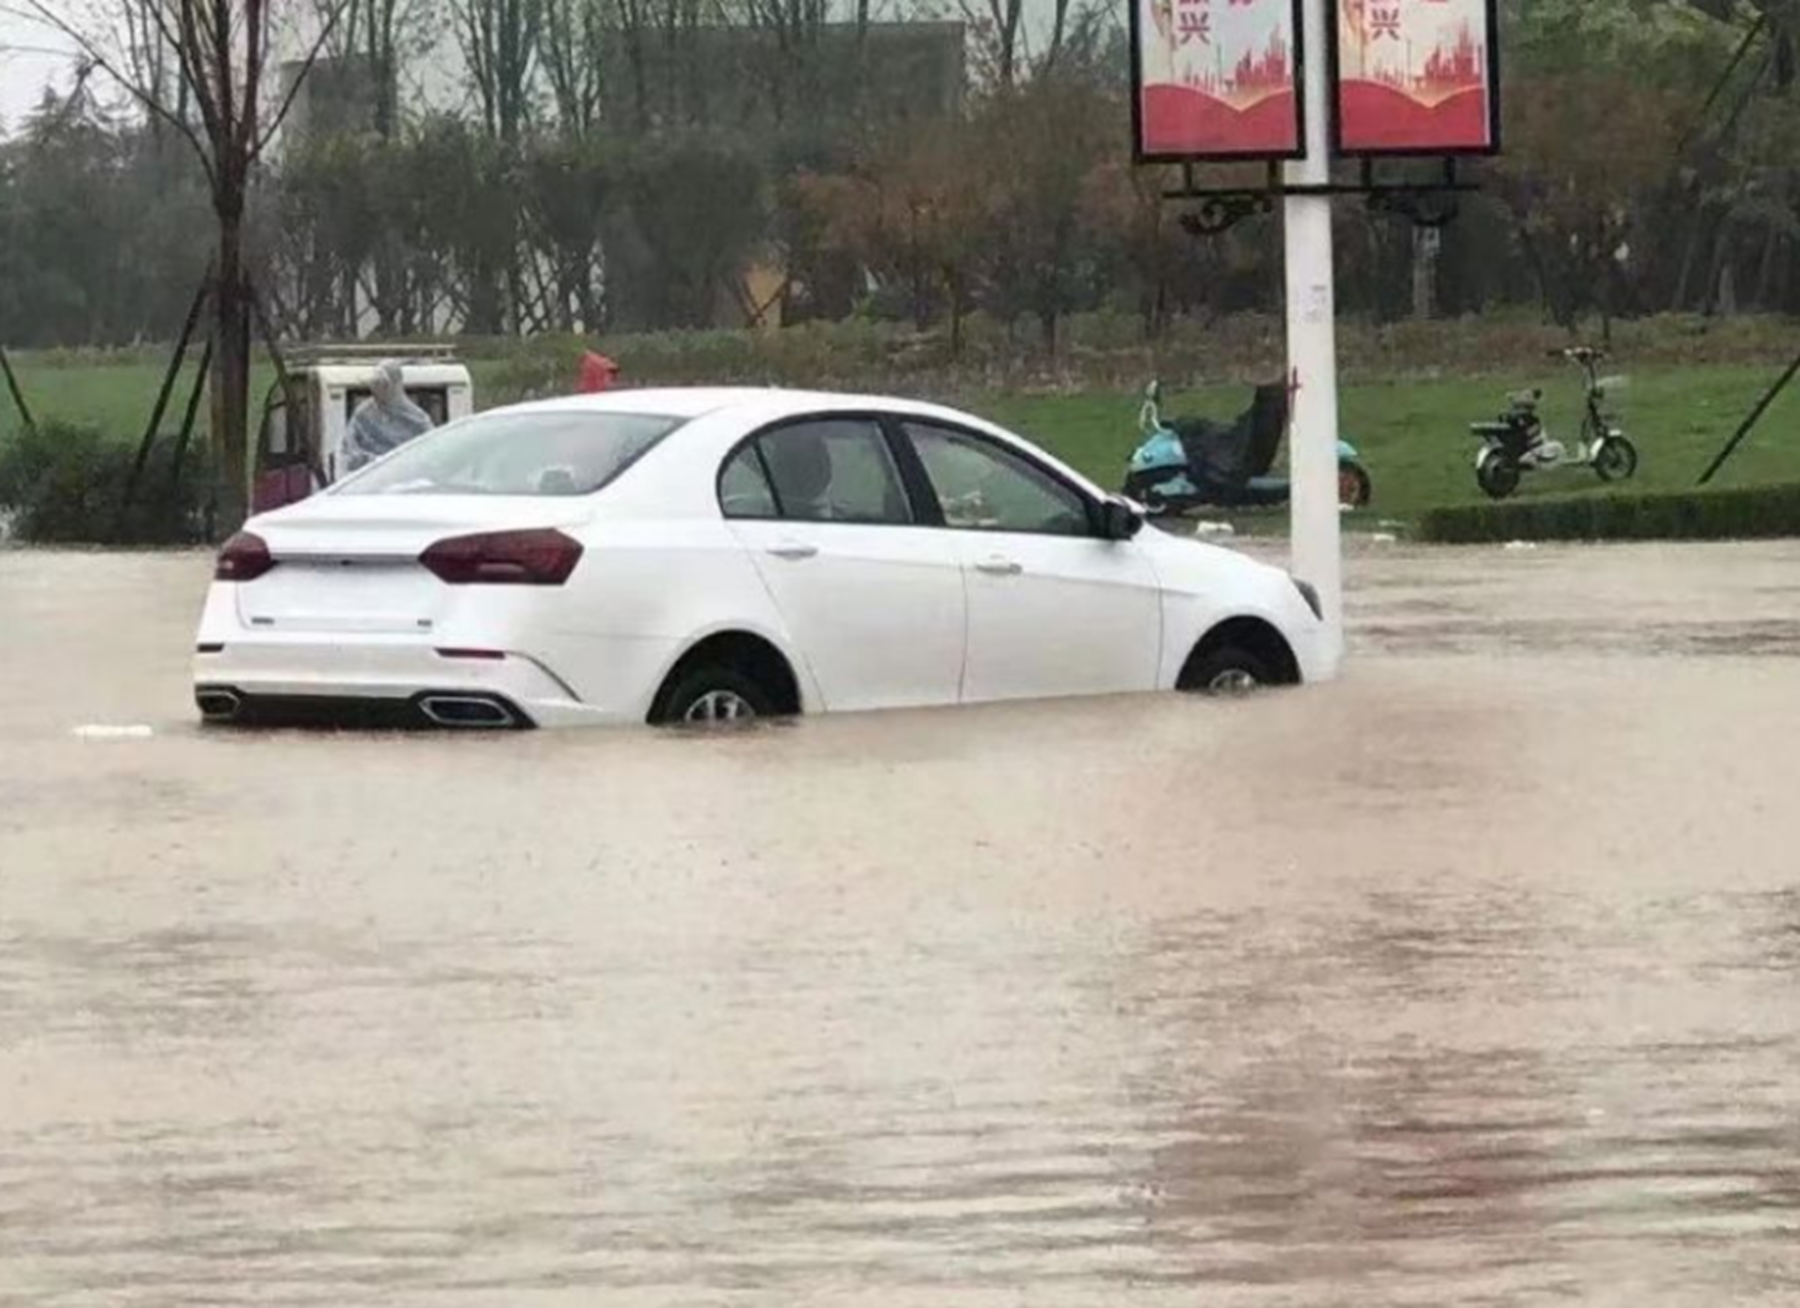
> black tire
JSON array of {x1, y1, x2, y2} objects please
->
[
  {"x1": 1338, "y1": 461, "x2": 1373, "y2": 509},
  {"x1": 1477, "y1": 450, "x2": 1521, "y2": 500},
  {"x1": 1593, "y1": 435, "x2": 1638, "y2": 482},
  {"x1": 653, "y1": 666, "x2": 780, "y2": 726},
  {"x1": 1182, "y1": 645, "x2": 1275, "y2": 696},
  {"x1": 1125, "y1": 472, "x2": 1174, "y2": 517}
]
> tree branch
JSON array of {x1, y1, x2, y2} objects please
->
[
  {"x1": 253, "y1": 0, "x2": 352, "y2": 154},
  {"x1": 16, "y1": 0, "x2": 218, "y2": 190}
]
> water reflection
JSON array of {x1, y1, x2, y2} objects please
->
[
  {"x1": 3, "y1": 547, "x2": 1800, "y2": 1303},
  {"x1": 7, "y1": 876, "x2": 1792, "y2": 1302}
]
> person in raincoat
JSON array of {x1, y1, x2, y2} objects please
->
[
  {"x1": 576, "y1": 350, "x2": 619, "y2": 394},
  {"x1": 343, "y1": 360, "x2": 435, "y2": 473}
]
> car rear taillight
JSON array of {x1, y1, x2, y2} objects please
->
[
  {"x1": 419, "y1": 529, "x2": 584, "y2": 586},
  {"x1": 215, "y1": 532, "x2": 277, "y2": 582}
]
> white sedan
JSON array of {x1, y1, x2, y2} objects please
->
[{"x1": 194, "y1": 388, "x2": 1331, "y2": 729}]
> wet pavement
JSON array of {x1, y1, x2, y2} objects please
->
[{"x1": 2, "y1": 541, "x2": 1798, "y2": 1306}]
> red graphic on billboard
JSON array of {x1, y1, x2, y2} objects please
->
[
  {"x1": 1336, "y1": 0, "x2": 1497, "y2": 154},
  {"x1": 1133, "y1": 0, "x2": 1303, "y2": 160}
]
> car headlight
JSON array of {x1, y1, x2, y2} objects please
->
[{"x1": 1292, "y1": 577, "x2": 1323, "y2": 620}]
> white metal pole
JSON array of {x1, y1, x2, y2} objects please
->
[{"x1": 1283, "y1": 0, "x2": 1345, "y2": 675}]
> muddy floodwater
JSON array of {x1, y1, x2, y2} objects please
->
[{"x1": 2, "y1": 540, "x2": 1798, "y2": 1306}]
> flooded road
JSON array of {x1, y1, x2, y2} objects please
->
[{"x1": 2, "y1": 542, "x2": 1798, "y2": 1306}]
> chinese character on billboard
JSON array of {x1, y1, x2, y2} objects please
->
[
  {"x1": 1131, "y1": 0, "x2": 1305, "y2": 161},
  {"x1": 1333, "y1": 0, "x2": 1499, "y2": 155}
]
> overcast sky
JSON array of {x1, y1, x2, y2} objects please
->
[
  {"x1": 0, "y1": 10, "x2": 80, "y2": 134},
  {"x1": 0, "y1": 4, "x2": 1072, "y2": 140}
]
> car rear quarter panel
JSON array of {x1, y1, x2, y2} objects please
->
[{"x1": 555, "y1": 517, "x2": 818, "y2": 717}]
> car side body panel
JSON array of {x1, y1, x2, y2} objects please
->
[{"x1": 195, "y1": 388, "x2": 1324, "y2": 727}]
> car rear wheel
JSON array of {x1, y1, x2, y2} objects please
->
[{"x1": 655, "y1": 667, "x2": 779, "y2": 726}]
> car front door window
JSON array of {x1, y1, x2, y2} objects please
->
[
  {"x1": 905, "y1": 424, "x2": 1090, "y2": 536},
  {"x1": 900, "y1": 419, "x2": 1160, "y2": 702}
]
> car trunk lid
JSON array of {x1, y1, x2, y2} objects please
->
[{"x1": 238, "y1": 497, "x2": 588, "y2": 636}]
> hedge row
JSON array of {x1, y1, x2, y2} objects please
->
[
  {"x1": 0, "y1": 421, "x2": 209, "y2": 545},
  {"x1": 1417, "y1": 483, "x2": 1800, "y2": 544}
]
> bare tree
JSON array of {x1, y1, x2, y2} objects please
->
[
  {"x1": 320, "y1": 0, "x2": 437, "y2": 137},
  {"x1": 453, "y1": 0, "x2": 543, "y2": 142},
  {"x1": 741, "y1": 0, "x2": 827, "y2": 121},
  {"x1": 20, "y1": 0, "x2": 344, "y2": 531},
  {"x1": 541, "y1": 0, "x2": 604, "y2": 135},
  {"x1": 120, "y1": 0, "x2": 182, "y2": 120},
  {"x1": 960, "y1": 0, "x2": 1023, "y2": 87}
]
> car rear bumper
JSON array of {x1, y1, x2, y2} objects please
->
[{"x1": 192, "y1": 637, "x2": 621, "y2": 729}]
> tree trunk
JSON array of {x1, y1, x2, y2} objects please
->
[
  {"x1": 466, "y1": 261, "x2": 505, "y2": 334},
  {"x1": 374, "y1": 229, "x2": 407, "y2": 335},
  {"x1": 210, "y1": 206, "x2": 252, "y2": 537},
  {"x1": 946, "y1": 271, "x2": 966, "y2": 358},
  {"x1": 1754, "y1": 222, "x2": 1780, "y2": 309},
  {"x1": 1672, "y1": 207, "x2": 1708, "y2": 311},
  {"x1": 1704, "y1": 223, "x2": 1736, "y2": 317},
  {"x1": 1516, "y1": 224, "x2": 1574, "y2": 329},
  {"x1": 1411, "y1": 226, "x2": 1439, "y2": 320},
  {"x1": 580, "y1": 245, "x2": 606, "y2": 331}
]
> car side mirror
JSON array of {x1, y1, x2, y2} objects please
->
[{"x1": 1100, "y1": 496, "x2": 1144, "y2": 541}]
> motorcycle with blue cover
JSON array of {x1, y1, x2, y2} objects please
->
[{"x1": 1123, "y1": 379, "x2": 1373, "y2": 515}]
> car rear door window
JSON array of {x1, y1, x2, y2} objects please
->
[
  {"x1": 719, "y1": 446, "x2": 779, "y2": 518},
  {"x1": 752, "y1": 420, "x2": 913, "y2": 525},
  {"x1": 903, "y1": 422, "x2": 1091, "y2": 536}
]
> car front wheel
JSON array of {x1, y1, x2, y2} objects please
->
[{"x1": 1182, "y1": 645, "x2": 1275, "y2": 695}]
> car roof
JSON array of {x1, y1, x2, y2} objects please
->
[
  {"x1": 495, "y1": 387, "x2": 981, "y2": 425},
  {"x1": 494, "y1": 386, "x2": 1106, "y2": 500}
]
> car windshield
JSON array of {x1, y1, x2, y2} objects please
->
[{"x1": 336, "y1": 410, "x2": 684, "y2": 497}]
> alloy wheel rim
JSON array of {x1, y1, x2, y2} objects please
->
[
  {"x1": 684, "y1": 690, "x2": 756, "y2": 723},
  {"x1": 1207, "y1": 668, "x2": 1258, "y2": 694}
]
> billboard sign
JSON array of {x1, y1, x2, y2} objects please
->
[
  {"x1": 1333, "y1": 0, "x2": 1500, "y2": 155},
  {"x1": 1131, "y1": 0, "x2": 1306, "y2": 162}
]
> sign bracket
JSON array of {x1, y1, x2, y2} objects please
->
[{"x1": 1170, "y1": 158, "x2": 1479, "y2": 234}]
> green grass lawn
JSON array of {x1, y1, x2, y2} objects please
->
[
  {"x1": 6, "y1": 354, "x2": 1798, "y2": 529},
  {"x1": 969, "y1": 366, "x2": 1800, "y2": 525}
]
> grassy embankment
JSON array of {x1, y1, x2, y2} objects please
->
[{"x1": 4, "y1": 314, "x2": 1796, "y2": 528}]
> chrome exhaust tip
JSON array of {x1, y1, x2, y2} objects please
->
[
  {"x1": 195, "y1": 688, "x2": 244, "y2": 722},
  {"x1": 416, "y1": 694, "x2": 518, "y2": 729}
]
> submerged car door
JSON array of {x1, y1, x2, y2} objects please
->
[
  {"x1": 898, "y1": 419, "x2": 1162, "y2": 703},
  {"x1": 721, "y1": 417, "x2": 967, "y2": 712}
]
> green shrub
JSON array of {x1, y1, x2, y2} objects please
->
[
  {"x1": 0, "y1": 421, "x2": 209, "y2": 545},
  {"x1": 1417, "y1": 483, "x2": 1800, "y2": 544}
]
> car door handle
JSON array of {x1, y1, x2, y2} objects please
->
[
  {"x1": 975, "y1": 556, "x2": 1023, "y2": 576},
  {"x1": 766, "y1": 539, "x2": 819, "y2": 561}
]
